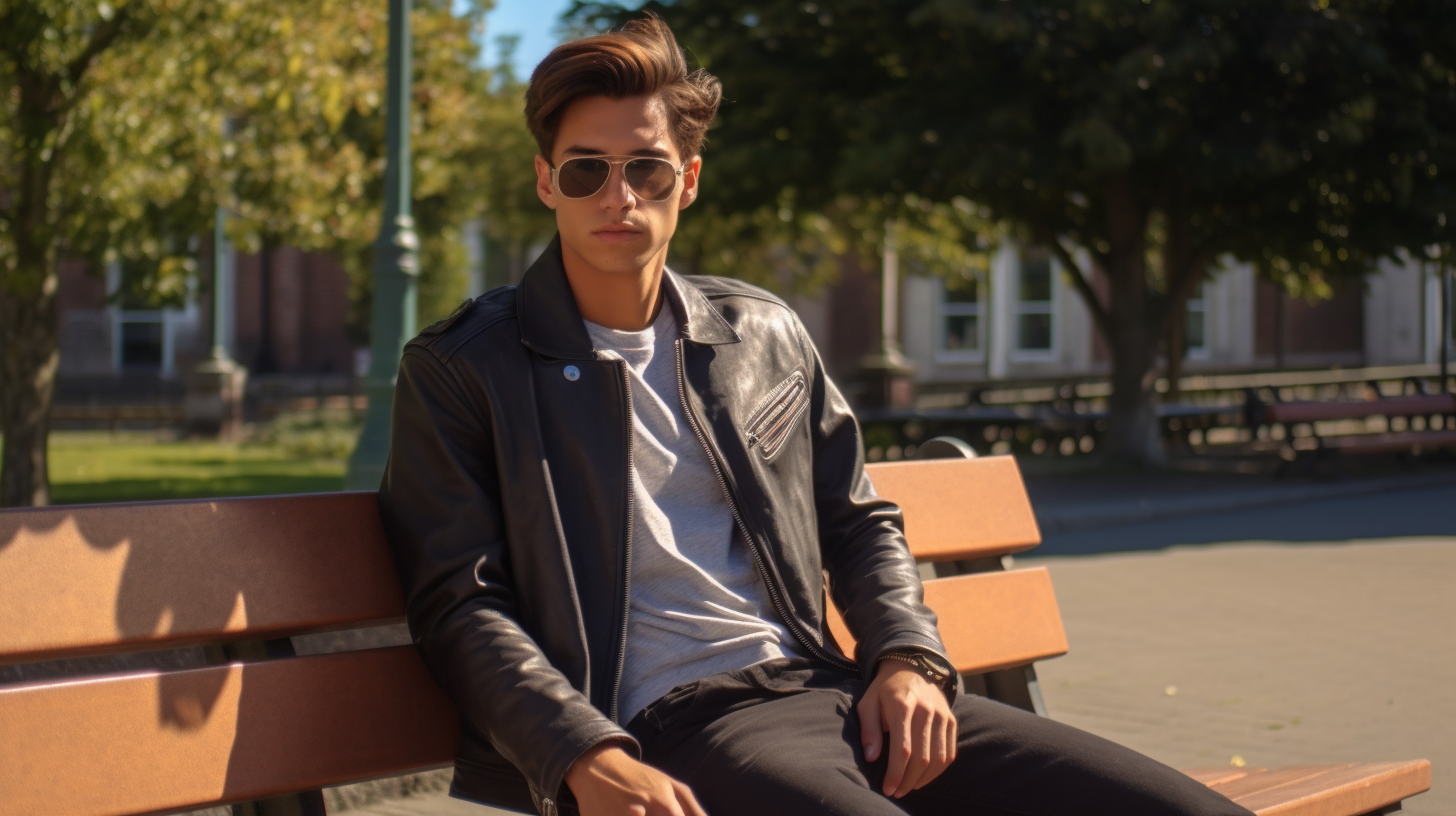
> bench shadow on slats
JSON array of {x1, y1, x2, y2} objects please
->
[
  {"x1": 0, "y1": 445, "x2": 1432, "y2": 815},
  {"x1": 0, "y1": 493, "x2": 454, "y2": 815}
]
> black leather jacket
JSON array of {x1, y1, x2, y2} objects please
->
[{"x1": 378, "y1": 237, "x2": 953, "y2": 815}]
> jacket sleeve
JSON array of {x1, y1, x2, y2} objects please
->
[
  {"x1": 377, "y1": 346, "x2": 636, "y2": 810},
  {"x1": 794, "y1": 320, "x2": 957, "y2": 685}
]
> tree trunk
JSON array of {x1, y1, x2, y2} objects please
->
[
  {"x1": 1094, "y1": 175, "x2": 1165, "y2": 467},
  {"x1": 1165, "y1": 308, "x2": 1185, "y2": 403},
  {"x1": 1102, "y1": 295, "x2": 1164, "y2": 467},
  {"x1": 2, "y1": 74, "x2": 64, "y2": 507},
  {"x1": 0, "y1": 248, "x2": 59, "y2": 508}
]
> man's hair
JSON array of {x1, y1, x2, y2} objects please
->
[{"x1": 525, "y1": 15, "x2": 722, "y2": 161}]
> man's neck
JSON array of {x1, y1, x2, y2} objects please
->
[{"x1": 560, "y1": 240, "x2": 668, "y2": 331}]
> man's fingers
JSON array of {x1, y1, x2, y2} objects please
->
[
  {"x1": 675, "y1": 781, "x2": 709, "y2": 816},
  {"x1": 857, "y1": 695, "x2": 884, "y2": 762},
  {"x1": 880, "y1": 703, "x2": 913, "y2": 796},
  {"x1": 916, "y1": 712, "x2": 953, "y2": 790},
  {"x1": 893, "y1": 705, "x2": 933, "y2": 797}
]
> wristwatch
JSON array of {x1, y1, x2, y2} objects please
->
[{"x1": 877, "y1": 648, "x2": 958, "y2": 702}]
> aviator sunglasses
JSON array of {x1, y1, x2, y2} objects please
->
[{"x1": 551, "y1": 155, "x2": 687, "y2": 201}]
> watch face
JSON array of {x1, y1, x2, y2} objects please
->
[{"x1": 918, "y1": 653, "x2": 952, "y2": 680}]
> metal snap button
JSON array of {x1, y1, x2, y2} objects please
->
[{"x1": 563, "y1": 365, "x2": 580, "y2": 382}]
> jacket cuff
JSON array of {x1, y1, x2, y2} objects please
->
[
  {"x1": 533, "y1": 721, "x2": 641, "y2": 816},
  {"x1": 862, "y1": 636, "x2": 959, "y2": 694}
]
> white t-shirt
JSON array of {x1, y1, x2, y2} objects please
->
[{"x1": 584, "y1": 307, "x2": 802, "y2": 724}]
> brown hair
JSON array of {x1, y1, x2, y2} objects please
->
[{"x1": 525, "y1": 15, "x2": 722, "y2": 161}]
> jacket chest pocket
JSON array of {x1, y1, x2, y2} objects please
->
[{"x1": 745, "y1": 370, "x2": 809, "y2": 460}]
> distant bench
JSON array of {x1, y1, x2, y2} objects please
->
[
  {"x1": 1246, "y1": 390, "x2": 1456, "y2": 464},
  {"x1": 0, "y1": 442, "x2": 1431, "y2": 814}
]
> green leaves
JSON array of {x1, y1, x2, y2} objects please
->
[{"x1": 1, "y1": 0, "x2": 548, "y2": 330}]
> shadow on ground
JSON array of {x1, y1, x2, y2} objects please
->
[{"x1": 1027, "y1": 482, "x2": 1456, "y2": 557}]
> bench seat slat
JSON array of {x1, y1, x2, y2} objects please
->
[
  {"x1": 827, "y1": 567, "x2": 1069, "y2": 675},
  {"x1": 0, "y1": 493, "x2": 404, "y2": 664},
  {"x1": 0, "y1": 645, "x2": 457, "y2": 816},
  {"x1": 864, "y1": 456, "x2": 1042, "y2": 562},
  {"x1": 1183, "y1": 768, "x2": 1268, "y2": 786},
  {"x1": 1192, "y1": 761, "x2": 1432, "y2": 816}
]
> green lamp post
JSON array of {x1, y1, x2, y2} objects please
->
[{"x1": 347, "y1": 0, "x2": 419, "y2": 489}]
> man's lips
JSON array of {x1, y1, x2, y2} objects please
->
[{"x1": 592, "y1": 224, "x2": 645, "y2": 242}]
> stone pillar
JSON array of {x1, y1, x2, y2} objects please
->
[
  {"x1": 185, "y1": 357, "x2": 247, "y2": 441},
  {"x1": 857, "y1": 220, "x2": 916, "y2": 409}
]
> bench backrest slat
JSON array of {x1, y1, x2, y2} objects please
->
[
  {"x1": 1263, "y1": 393, "x2": 1456, "y2": 425},
  {"x1": 864, "y1": 456, "x2": 1041, "y2": 561},
  {"x1": 0, "y1": 645, "x2": 456, "y2": 815},
  {"x1": 826, "y1": 567, "x2": 1068, "y2": 675},
  {"x1": 0, "y1": 456, "x2": 1038, "y2": 666},
  {"x1": 0, "y1": 492, "x2": 403, "y2": 665}
]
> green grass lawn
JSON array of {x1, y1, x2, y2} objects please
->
[{"x1": 47, "y1": 431, "x2": 347, "y2": 505}]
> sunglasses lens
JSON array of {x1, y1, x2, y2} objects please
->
[
  {"x1": 558, "y1": 158, "x2": 610, "y2": 198},
  {"x1": 624, "y1": 159, "x2": 680, "y2": 200}
]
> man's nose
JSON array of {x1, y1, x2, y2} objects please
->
[{"x1": 599, "y1": 165, "x2": 636, "y2": 210}]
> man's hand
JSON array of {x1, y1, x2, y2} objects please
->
[
  {"x1": 565, "y1": 742, "x2": 708, "y2": 816},
  {"x1": 857, "y1": 659, "x2": 958, "y2": 798}
]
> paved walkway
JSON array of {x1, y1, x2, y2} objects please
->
[
  {"x1": 1032, "y1": 537, "x2": 1454, "y2": 815},
  {"x1": 342, "y1": 486, "x2": 1455, "y2": 815}
]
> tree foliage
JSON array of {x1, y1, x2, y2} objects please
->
[
  {"x1": 0, "y1": 0, "x2": 543, "y2": 505},
  {"x1": 573, "y1": 0, "x2": 1456, "y2": 464}
]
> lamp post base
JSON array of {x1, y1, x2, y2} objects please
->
[
  {"x1": 857, "y1": 348, "x2": 916, "y2": 410},
  {"x1": 184, "y1": 355, "x2": 248, "y2": 441}
]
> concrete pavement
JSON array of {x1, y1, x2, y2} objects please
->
[{"x1": 1032, "y1": 537, "x2": 1455, "y2": 816}]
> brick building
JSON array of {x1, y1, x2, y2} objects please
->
[
  {"x1": 53, "y1": 232, "x2": 1451, "y2": 403},
  {"x1": 57, "y1": 245, "x2": 356, "y2": 384}
]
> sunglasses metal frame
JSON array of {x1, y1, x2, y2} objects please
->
[{"x1": 550, "y1": 154, "x2": 688, "y2": 201}]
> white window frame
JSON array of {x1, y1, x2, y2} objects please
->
[
  {"x1": 935, "y1": 274, "x2": 986, "y2": 364},
  {"x1": 1184, "y1": 280, "x2": 1210, "y2": 360},
  {"x1": 1010, "y1": 249, "x2": 1057, "y2": 362}
]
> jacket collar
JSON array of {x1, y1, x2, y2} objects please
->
[{"x1": 517, "y1": 234, "x2": 740, "y2": 360}]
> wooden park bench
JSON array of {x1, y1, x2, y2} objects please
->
[
  {"x1": 1245, "y1": 389, "x2": 1456, "y2": 466},
  {"x1": 0, "y1": 440, "x2": 1431, "y2": 815}
]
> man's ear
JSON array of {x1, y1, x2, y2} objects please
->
[
  {"x1": 535, "y1": 154, "x2": 557, "y2": 210},
  {"x1": 678, "y1": 155, "x2": 702, "y2": 210}
]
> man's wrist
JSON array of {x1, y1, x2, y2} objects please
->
[
  {"x1": 564, "y1": 740, "x2": 634, "y2": 792},
  {"x1": 876, "y1": 648, "x2": 957, "y2": 701}
]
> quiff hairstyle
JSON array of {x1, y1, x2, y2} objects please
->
[{"x1": 525, "y1": 15, "x2": 722, "y2": 162}]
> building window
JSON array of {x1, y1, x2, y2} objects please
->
[
  {"x1": 1446, "y1": 268, "x2": 1455, "y2": 353},
  {"x1": 1015, "y1": 249, "x2": 1054, "y2": 353},
  {"x1": 1185, "y1": 280, "x2": 1208, "y2": 358},
  {"x1": 119, "y1": 318, "x2": 165, "y2": 372},
  {"x1": 938, "y1": 271, "x2": 984, "y2": 360}
]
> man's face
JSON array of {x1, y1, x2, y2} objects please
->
[{"x1": 534, "y1": 94, "x2": 700, "y2": 278}]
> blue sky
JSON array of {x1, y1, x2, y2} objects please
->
[{"x1": 481, "y1": 0, "x2": 578, "y2": 77}]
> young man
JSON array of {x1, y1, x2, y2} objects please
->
[{"x1": 379, "y1": 16, "x2": 1253, "y2": 816}]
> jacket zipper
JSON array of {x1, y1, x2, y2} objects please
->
[
  {"x1": 607, "y1": 360, "x2": 635, "y2": 723},
  {"x1": 674, "y1": 339, "x2": 856, "y2": 672}
]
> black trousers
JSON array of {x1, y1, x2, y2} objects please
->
[{"x1": 622, "y1": 658, "x2": 1255, "y2": 816}]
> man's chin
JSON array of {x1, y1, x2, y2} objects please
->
[{"x1": 565, "y1": 235, "x2": 663, "y2": 275}]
